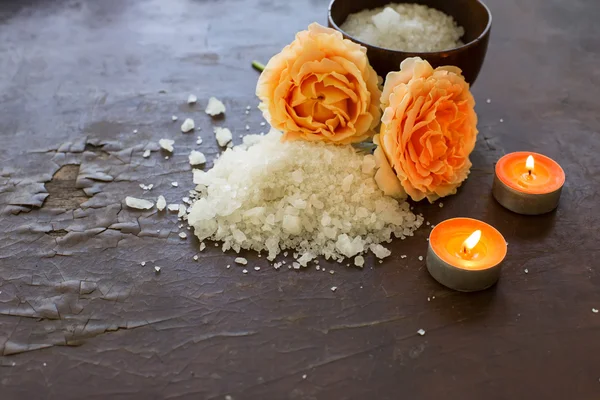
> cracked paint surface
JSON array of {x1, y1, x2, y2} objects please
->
[{"x1": 1, "y1": 0, "x2": 600, "y2": 399}]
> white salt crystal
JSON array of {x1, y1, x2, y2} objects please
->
[
  {"x1": 254, "y1": 266, "x2": 260, "y2": 271},
  {"x1": 418, "y1": 256, "x2": 424, "y2": 261},
  {"x1": 242, "y1": 269, "x2": 248, "y2": 274},
  {"x1": 292, "y1": 262, "x2": 301, "y2": 269},
  {"x1": 172, "y1": 115, "x2": 178, "y2": 121},
  {"x1": 154, "y1": 266, "x2": 161, "y2": 273},
  {"x1": 417, "y1": 329, "x2": 426, "y2": 336},
  {"x1": 361, "y1": 154, "x2": 376, "y2": 174},
  {"x1": 142, "y1": 149, "x2": 151, "y2": 158},
  {"x1": 226, "y1": 264, "x2": 231, "y2": 269},
  {"x1": 439, "y1": 202, "x2": 444, "y2": 208},
  {"x1": 486, "y1": 98, "x2": 491, "y2": 104},
  {"x1": 260, "y1": 122, "x2": 266, "y2": 126},
  {"x1": 171, "y1": 182, "x2": 178, "y2": 187},
  {"x1": 524, "y1": 268, "x2": 529, "y2": 274},
  {"x1": 205, "y1": 97, "x2": 226, "y2": 116},
  {"x1": 189, "y1": 150, "x2": 206, "y2": 166},
  {"x1": 235, "y1": 257, "x2": 248, "y2": 265},
  {"x1": 331, "y1": 286, "x2": 337, "y2": 292},
  {"x1": 196, "y1": 138, "x2": 203, "y2": 145},
  {"x1": 187, "y1": 94, "x2": 197, "y2": 104},
  {"x1": 282, "y1": 215, "x2": 302, "y2": 235},
  {"x1": 214, "y1": 127, "x2": 232, "y2": 147},
  {"x1": 341, "y1": 174, "x2": 354, "y2": 191},
  {"x1": 178, "y1": 204, "x2": 187, "y2": 218},
  {"x1": 157, "y1": 195, "x2": 166, "y2": 211},
  {"x1": 369, "y1": 244, "x2": 391, "y2": 259},
  {"x1": 179, "y1": 232, "x2": 187, "y2": 239},
  {"x1": 500, "y1": 118, "x2": 504, "y2": 123},
  {"x1": 141, "y1": 262, "x2": 146, "y2": 266},
  {"x1": 159, "y1": 139, "x2": 175, "y2": 152},
  {"x1": 167, "y1": 204, "x2": 180, "y2": 212},
  {"x1": 593, "y1": 308, "x2": 599, "y2": 313},
  {"x1": 329, "y1": 270, "x2": 334, "y2": 274},
  {"x1": 354, "y1": 255, "x2": 365, "y2": 268},
  {"x1": 371, "y1": 7, "x2": 402, "y2": 32},
  {"x1": 200, "y1": 242, "x2": 206, "y2": 251},
  {"x1": 245, "y1": 125, "x2": 250, "y2": 131},
  {"x1": 193, "y1": 255, "x2": 199, "y2": 261},
  {"x1": 125, "y1": 196, "x2": 154, "y2": 210},
  {"x1": 181, "y1": 118, "x2": 195, "y2": 133},
  {"x1": 302, "y1": 374, "x2": 307, "y2": 379}
]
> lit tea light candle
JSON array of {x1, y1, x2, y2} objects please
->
[
  {"x1": 426, "y1": 218, "x2": 507, "y2": 292},
  {"x1": 493, "y1": 152, "x2": 565, "y2": 215}
]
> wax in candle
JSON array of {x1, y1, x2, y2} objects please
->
[
  {"x1": 496, "y1": 152, "x2": 564, "y2": 195},
  {"x1": 429, "y1": 218, "x2": 506, "y2": 270}
]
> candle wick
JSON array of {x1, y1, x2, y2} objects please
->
[{"x1": 528, "y1": 169, "x2": 532, "y2": 176}]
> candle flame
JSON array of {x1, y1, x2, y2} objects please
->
[
  {"x1": 462, "y1": 230, "x2": 482, "y2": 254},
  {"x1": 526, "y1": 155, "x2": 535, "y2": 174}
]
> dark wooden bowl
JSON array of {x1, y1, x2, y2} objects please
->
[{"x1": 328, "y1": 0, "x2": 492, "y2": 85}]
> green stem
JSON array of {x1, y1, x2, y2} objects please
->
[{"x1": 252, "y1": 60, "x2": 265, "y2": 72}]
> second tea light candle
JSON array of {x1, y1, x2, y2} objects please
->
[{"x1": 493, "y1": 152, "x2": 565, "y2": 215}]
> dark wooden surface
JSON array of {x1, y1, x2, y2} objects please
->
[{"x1": 1, "y1": 0, "x2": 599, "y2": 399}]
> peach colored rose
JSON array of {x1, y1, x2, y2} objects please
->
[
  {"x1": 375, "y1": 57, "x2": 478, "y2": 202},
  {"x1": 256, "y1": 23, "x2": 381, "y2": 145}
]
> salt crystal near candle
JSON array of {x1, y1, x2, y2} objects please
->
[
  {"x1": 493, "y1": 152, "x2": 565, "y2": 215},
  {"x1": 427, "y1": 218, "x2": 507, "y2": 292}
]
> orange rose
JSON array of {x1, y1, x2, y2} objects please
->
[
  {"x1": 256, "y1": 23, "x2": 381, "y2": 144},
  {"x1": 375, "y1": 57, "x2": 478, "y2": 202}
]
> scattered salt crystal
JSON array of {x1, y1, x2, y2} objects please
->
[
  {"x1": 330, "y1": 270, "x2": 334, "y2": 274},
  {"x1": 142, "y1": 149, "x2": 151, "y2": 158},
  {"x1": 226, "y1": 265, "x2": 230, "y2": 269},
  {"x1": 235, "y1": 257, "x2": 248, "y2": 265},
  {"x1": 196, "y1": 138, "x2": 203, "y2": 145},
  {"x1": 214, "y1": 127, "x2": 233, "y2": 147},
  {"x1": 500, "y1": 118, "x2": 504, "y2": 123},
  {"x1": 593, "y1": 308, "x2": 598, "y2": 314},
  {"x1": 165, "y1": 156, "x2": 170, "y2": 160},
  {"x1": 189, "y1": 150, "x2": 207, "y2": 166},
  {"x1": 378, "y1": 260, "x2": 383, "y2": 264},
  {"x1": 524, "y1": 268, "x2": 529, "y2": 274},
  {"x1": 193, "y1": 255, "x2": 199, "y2": 261},
  {"x1": 172, "y1": 115, "x2": 178, "y2": 121},
  {"x1": 141, "y1": 262, "x2": 146, "y2": 266},
  {"x1": 125, "y1": 196, "x2": 154, "y2": 210},
  {"x1": 439, "y1": 202, "x2": 444, "y2": 208},
  {"x1": 302, "y1": 374, "x2": 307, "y2": 379},
  {"x1": 133, "y1": 129, "x2": 138, "y2": 134},
  {"x1": 171, "y1": 182, "x2": 178, "y2": 187},
  {"x1": 486, "y1": 98, "x2": 491, "y2": 104},
  {"x1": 181, "y1": 118, "x2": 195, "y2": 133},
  {"x1": 354, "y1": 255, "x2": 365, "y2": 268},
  {"x1": 187, "y1": 94, "x2": 197, "y2": 104},
  {"x1": 427, "y1": 297, "x2": 430, "y2": 301},
  {"x1": 245, "y1": 110, "x2": 249, "y2": 115},
  {"x1": 417, "y1": 329, "x2": 426, "y2": 336},
  {"x1": 159, "y1": 139, "x2": 175, "y2": 152},
  {"x1": 418, "y1": 256, "x2": 423, "y2": 261},
  {"x1": 331, "y1": 286, "x2": 337, "y2": 292},
  {"x1": 246, "y1": 105, "x2": 251, "y2": 110},
  {"x1": 316, "y1": 266, "x2": 321, "y2": 271},
  {"x1": 260, "y1": 122, "x2": 266, "y2": 126},
  {"x1": 167, "y1": 204, "x2": 179, "y2": 212},
  {"x1": 292, "y1": 262, "x2": 301, "y2": 269},
  {"x1": 254, "y1": 266, "x2": 260, "y2": 271},
  {"x1": 154, "y1": 266, "x2": 161, "y2": 273},
  {"x1": 242, "y1": 269, "x2": 248, "y2": 274},
  {"x1": 178, "y1": 205, "x2": 187, "y2": 218},
  {"x1": 369, "y1": 244, "x2": 391, "y2": 259},
  {"x1": 179, "y1": 232, "x2": 187, "y2": 239},
  {"x1": 245, "y1": 125, "x2": 250, "y2": 131},
  {"x1": 283, "y1": 252, "x2": 288, "y2": 257},
  {"x1": 200, "y1": 242, "x2": 206, "y2": 251},
  {"x1": 205, "y1": 97, "x2": 226, "y2": 116},
  {"x1": 157, "y1": 195, "x2": 166, "y2": 211}
]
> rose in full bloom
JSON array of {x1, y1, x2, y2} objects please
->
[
  {"x1": 375, "y1": 57, "x2": 478, "y2": 202},
  {"x1": 256, "y1": 23, "x2": 381, "y2": 144}
]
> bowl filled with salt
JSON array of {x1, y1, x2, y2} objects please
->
[{"x1": 328, "y1": 0, "x2": 491, "y2": 84}]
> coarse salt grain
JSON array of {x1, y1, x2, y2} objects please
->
[
  {"x1": 331, "y1": 286, "x2": 337, "y2": 292},
  {"x1": 179, "y1": 232, "x2": 187, "y2": 239},
  {"x1": 354, "y1": 255, "x2": 365, "y2": 268},
  {"x1": 125, "y1": 196, "x2": 154, "y2": 210},
  {"x1": 593, "y1": 308, "x2": 598, "y2": 313},
  {"x1": 141, "y1": 261, "x2": 146, "y2": 266},
  {"x1": 242, "y1": 269, "x2": 248, "y2": 274},
  {"x1": 235, "y1": 257, "x2": 248, "y2": 265},
  {"x1": 205, "y1": 97, "x2": 226, "y2": 116},
  {"x1": 524, "y1": 268, "x2": 529, "y2": 274},
  {"x1": 172, "y1": 115, "x2": 178, "y2": 121},
  {"x1": 254, "y1": 266, "x2": 260, "y2": 271},
  {"x1": 341, "y1": 3, "x2": 464, "y2": 52},
  {"x1": 417, "y1": 329, "x2": 426, "y2": 336},
  {"x1": 193, "y1": 255, "x2": 199, "y2": 261},
  {"x1": 200, "y1": 242, "x2": 206, "y2": 251},
  {"x1": 159, "y1": 139, "x2": 175, "y2": 152},
  {"x1": 157, "y1": 195, "x2": 166, "y2": 211},
  {"x1": 418, "y1": 256, "x2": 423, "y2": 261},
  {"x1": 187, "y1": 94, "x2": 197, "y2": 104},
  {"x1": 189, "y1": 150, "x2": 207, "y2": 166},
  {"x1": 181, "y1": 118, "x2": 195, "y2": 133},
  {"x1": 143, "y1": 149, "x2": 151, "y2": 158},
  {"x1": 214, "y1": 127, "x2": 233, "y2": 147},
  {"x1": 187, "y1": 129, "x2": 422, "y2": 263},
  {"x1": 155, "y1": 266, "x2": 161, "y2": 273}
]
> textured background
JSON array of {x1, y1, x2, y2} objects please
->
[{"x1": 1, "y1": 0, "x2": 599, "y2": 399}]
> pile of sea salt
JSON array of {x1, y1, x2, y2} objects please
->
[
  {"x1": 340, "y1": 3, "x2": 464, "y2": 52},
  {"x1": 186, "y1": 129, "x2": 423, "y2": 266}
]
